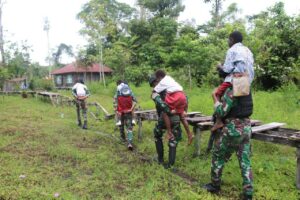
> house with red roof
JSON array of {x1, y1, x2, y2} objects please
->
[{"x1": 51, "y1": 63, "x2": 113, "y2": 88}]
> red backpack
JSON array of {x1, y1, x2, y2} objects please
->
[{"x1": 117, "y1": 96, "x2": 133, "y2": 113}]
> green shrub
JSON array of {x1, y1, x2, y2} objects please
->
[{"x1": 29, "y1": 78, "x2": 54, "y2": 91}]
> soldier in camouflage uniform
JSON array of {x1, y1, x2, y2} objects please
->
[
  {"x1": 72, "y1": 79, "x2": 90, "y2": 129},
  {"x1": 149, "y1": 75, "x2": 182, "y2": 168},
  {"x1": 203, "y1": 86, "x2": 253, "y2": 200}
]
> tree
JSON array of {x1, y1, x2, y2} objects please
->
[
  {"x1": 248, "y1": 2, "x2": 300, "y2": 89},
  {"x1": 5, "y1": 41, "x2": 31, "y2": 78},
  {"x1": 77, "y1": 0, "x2": 135, "y2": 46},
  {"x1": 138, "y1": 0, "x2": 184, "y2": 18},
  {"x1": 52, "y1": 43, "x2": 74, "y2": 67},
  {"x1": 199, "y1": 2, "x2": 241, "y2": 34},
  {"x1": 203, "y1": 0, "x2": 224, "y2": 28},
  {"x1": 104, "y1": 41, "x2": 131, "y2": 80}
]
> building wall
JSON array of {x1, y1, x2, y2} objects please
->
[{"x1": 54, "y1": 72, "x2": 110, "y2": 88}]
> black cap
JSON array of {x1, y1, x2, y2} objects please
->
[{"x1": 148, "y1": 75, "x2": 156, "y2": 87}]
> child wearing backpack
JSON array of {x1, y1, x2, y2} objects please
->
[{"x1": 113, "y1": 80, "x2": 137, "y2": 150}]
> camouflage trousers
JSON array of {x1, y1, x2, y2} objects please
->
[
  {"x1": 154, "y1": 114, "x2": 182, "y2": 142},
  {"x1": 211, "y1": 118, "x2": 253, "y2": 196},
  {"x1": 119, "y1": 113, "x2": 133, "y2": 143},
  {"x1": 75, "y1": 99, "x2": 87, "y2": 122}
]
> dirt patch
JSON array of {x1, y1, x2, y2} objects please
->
[
  {"x1": 114, "y1": 183, "x2": 126, "y2": 192},
  {"x1": 0, "y1": 127, "x2": 19, "y2": 136},
  {"x1": 73, "y1": 137, "x2": 103, "y2": 150}
]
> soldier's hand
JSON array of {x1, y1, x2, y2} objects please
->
[{"x1": 165, "y1": 132, "x2": 175, "y2": 141}]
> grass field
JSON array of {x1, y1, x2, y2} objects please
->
[{"x1": 0, "y1": 83, "x2": 300, "y2": 199}]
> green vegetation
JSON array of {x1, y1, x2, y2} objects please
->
[
  {"x1": 1, "y1": 84, "x2": 300, "y2": 199},
  {"x1": 0, "y1": 0, "x2": 300, "y2": 199},
  {"x1": 76, "y1": 1, "x2": 300, "y2": 89}
]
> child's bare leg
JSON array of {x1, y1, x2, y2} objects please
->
[
  {"x1": 211, "y1": 117, "x2": 224, "y2": 131},
  {"x1": 162, "y1": 112, "x2": 174, "y2": 140},
  {"x1": 180, "y1": 113, "x2": 193, "y2": 145},
  {"x1": 131, "y1": 110, "x2": 136, "y2": 124}
]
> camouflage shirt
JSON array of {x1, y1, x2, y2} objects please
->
[
  {"x1": 214, "y1": 87, "x2": 251, "y2": 137},
  {"x1": 152, "y1": 92, "x2": 170, "y2": 116}
]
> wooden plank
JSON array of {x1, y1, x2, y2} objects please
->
[
  {"x1": 187, "y1": 111, "x2": 201, "y2": 115},
  {"x1": 198, "y1": 121, "x2": 213, "y2": 126},
  {"x1": 105, "y1": 114, "x2": 115, "y2": 120},
  {"x1": 252, "y1": 122, "x2": 286, "y2": 133},
  {"x1": 134, "y1": 109, "x2": 156, "y2": 114},
  {"x1": 195, "y1": 119, "x2": 261, "y2": 131},
  {"x1": 289, "y1": 135, "x2": 300, "y2": 141},
  {"x1": 90, "y1": 112, "x2": 99, "y2": 120},
  {"x1": 250, "y1": 119, "x2": 262, "y2": 126},
  {"x1": 251, "y1": 132, "x2": 300, "y2": 148},
  {"x1": 95, "y1": 102, "x2": 110, "y2": 116},
  {"x1": 186, "y1": 112, "x2": 202, "y2": 118},
  {"x1": 187, "y1": 116, "x2": 212, "y2": 124}
]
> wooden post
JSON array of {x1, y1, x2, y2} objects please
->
[
  {"x1": 137, "y1": 115, "x2": 142, "y2": 141},
  {"x1": 193, "y1": 126, "x2": 201, "y2": 157},
  {"x1": 297, "y1": 148, "x2": 300, "y2": 189}
]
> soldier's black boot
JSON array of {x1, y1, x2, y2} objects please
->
[
  {"x1": 165, "y1": 140, "x2": 176, "y2": 169},
  {"x1": 120, "y1": 132, "x2": 126, "y2": 142},
  {"x1": 202, "y1": 183, "x2": 220, "y2": 194},
  {"x1": 82, "y1": 121, "x2": 87, "y2": 130},
  {"x1": 77, "y1": 120, "x2": 82, "y2": 127},
  {"x1": 155, "y1": 138, "x2": 164, "y2": 164},
  {"x1": 243, "y1": 194, "x2": 252, "y2": 200},
  {"x1": 120, "y1": 126, "x2": 126, "y2": 142}
]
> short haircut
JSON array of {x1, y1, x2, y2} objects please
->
[
  {"x1": 155, "y1": 69, "x2": 166, "y2": 79},
  {"x1": 229, "y1": 31, "x2": 243, "y2": 43},
  {"x1": 79, "y1": 79, "x2": 84, "y2": 84},
  {"x1": 116, "y1": 80, "x2": 123, "y2": 85}
]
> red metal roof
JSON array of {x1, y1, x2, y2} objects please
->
[{"x1": 51, "y1": 63, "x2": 113, "y2": 75}]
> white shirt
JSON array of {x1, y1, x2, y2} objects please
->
[
  {"x1": 223, "y1": 43, "x2": 254, "y2": 83},
  {"x1": 154, "y1": 75, "x2": 183, "y2": 93},
  {"x1": 72, "y1": 83, "x2": 87, "y2": 96}
]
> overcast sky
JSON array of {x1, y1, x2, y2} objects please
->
[{"x1": 3, "y1": 0, "x2": 299, "y2": 65}]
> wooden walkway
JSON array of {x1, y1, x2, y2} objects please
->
[
  {"x1": 134, "y1": 110, "x2": 201, "y2": 140},
  {"x1": 186, "y1": 116, "x2": 300, "y2": 189}
]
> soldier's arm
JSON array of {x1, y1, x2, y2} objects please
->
[
  {"x1": 85, "y1": 88, "x2": 90, "y2": 97},
  {"x1": 113, "y1": 94, "x2": 118, "y2": 111},
  {"x1": 151, "y1": 92, "x2": 170, "y2": 115},
  {"x1": 131, "y1": 92, "x2": 138, "y2": 103},
  {"x1": 214, "y1": 89, "x2": 234, "y2": 118},
  {"x1": 72, "y1": 88, "x2": 77, "y2": 97}
]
